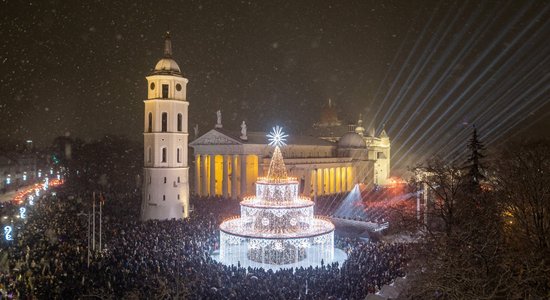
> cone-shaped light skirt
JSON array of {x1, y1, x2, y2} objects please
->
[{"x1": 266, "y1": 146, "x2": 288, "y2": 182}]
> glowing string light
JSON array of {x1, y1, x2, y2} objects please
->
[{"x1": 4, "y1": 226, "x2": 13, "y2": 241}]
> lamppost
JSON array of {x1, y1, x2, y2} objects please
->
[
  {"x1": 77, "y1": 212, "x2": 91, "y2": 268},
  {"x1": 414, "y1": 170, "x2": 430, "y2": 228}
]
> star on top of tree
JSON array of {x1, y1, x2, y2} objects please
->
[{"x1": 267, "y1": 126, "x2": 288, "y2": 147}]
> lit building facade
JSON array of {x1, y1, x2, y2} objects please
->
[
  {"x1": 141, "y1": 33, "x2": 190, "y2": 220},
  {"x1": 190, "y1": 111, "x2": 390, "y2": 199},
  {"x1": 0, "y1": 153, "x2": 41, "y2": 192}
]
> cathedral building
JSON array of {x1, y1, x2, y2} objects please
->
[
  {"x1": 190, "y1": 102, "x2": 390, "y2": 200},
  {"x1": 141, "y1": 33, "x2": 190, "y2": 220}
]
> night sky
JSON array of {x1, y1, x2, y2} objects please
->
[{"x1": 1, "y1": 0, "x2": 549, "y2": 171}]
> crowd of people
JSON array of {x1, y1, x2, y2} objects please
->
[{"x1": 0, "y1": 186, "x2": 409, "y2": 299}]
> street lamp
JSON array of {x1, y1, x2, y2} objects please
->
[{"x1": 77, "y1": 212, "x2": 91, "y2": 268}]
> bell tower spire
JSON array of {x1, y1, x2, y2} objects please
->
[{"x1": 164, "y1": 31, "x2": 172, "y2": 57}]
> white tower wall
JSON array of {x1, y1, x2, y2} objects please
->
[{"x1": 141, "y1": 33, "x2": 190, "y2": 220}]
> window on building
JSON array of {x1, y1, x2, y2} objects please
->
[
  {"x1": 162, "y1": 147, "x2": 167, "y2": 163},
  {"x1": 177, "y1": 194, "x2": 180, "y2": 200},
  {"x1": 164, "y1": 177, "x2": 167, "y2": 184},
  {"x1": 147, "y1": 147, "x2": 152, "y2": 163},
  {"x1": 163, "y1": 195, "x2": 166, "y2": 201},
  {"x1": 177, "y1": 176, "x2": 180, "y2": 183},
  {"x1": 162, "y1": 84, "x2": 169, "y2": 98},
  {"x1": 148, "y1": 112, "x2": 152, "y2": 132},
  {"x1": 148, "y1": 194, "x2": 151, "y2": 201},
  {"x1": 162, "y1": 113, "x2": 167, "y2": 132},
  {"x1": 177, "y1": 148, "x2": 181, "y2": 163}
]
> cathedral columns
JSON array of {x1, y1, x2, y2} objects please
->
[
  {"x1": 331, "y1": 167, "x2": 336, "y2": 193},
  {"x1": 312, "y1": 169, "x2": 318, "y2": 201},
  {"x1": 326, "y1": 168, "x2": 330, "y2": 193},
  {"x1": 303, "y1": 169, "x2": 311, "y2": 196},
  {"x1": 222, "y1": 155, "x2": 229, "y2": 198},
  {"x1": 325, "y1": 168, "x2": 330, "y2": 194},
  {"x1": 335, "y1": 167, "x2": 341, "y2": 193},
  {"x1": 341, "y1": 166, "x2": 347, "y2": 192},
  {"x1": 320, "y1": 169, "x2": 325, "y2": 194},
  {"x1": 200, "y1": 154, "x2": 207, "y2": 196},
  {"x1": 194, "y1": 155, "x2": 200, "y2": 195},
  {"x1": 209, "y1": 154, "x2": 216, "y2": 196},
  {"x1": 240, "y1": 155, "x2": 247, "y2": 196},
  {"x1": 231, "y1": 155, "x2": 239, "y2": 199},
  {"x1": 257, "y1": 155, "x2": 264, "y2": 178},
  {"x1": 351, "y1": 166, "x2": 357, "y2": 186}
]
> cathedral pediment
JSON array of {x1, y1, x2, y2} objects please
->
[{"x1": 190, "y1": 129, "x2": 242, "y2": 146}]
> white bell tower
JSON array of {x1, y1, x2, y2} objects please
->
[{"x1": 141, "y1": 32, "x2": 189, "y2": 220}]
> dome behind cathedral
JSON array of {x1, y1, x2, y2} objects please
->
[
  {"x1": 317, "y1": 99, "x2": 342, "y2": 127},
  {"x1": 338, "y1": 132, "x2": 366, "y2": 148}
]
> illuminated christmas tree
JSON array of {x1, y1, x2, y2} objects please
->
[
  {"x1": 216, "y1": 126, "x2": 344, "y2": 268},
  {"x1": 266, "y1": 126, "x2": 289, "y2": 182}
]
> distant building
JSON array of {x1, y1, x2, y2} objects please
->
[
  {"x1": 0, "y1": 152, "x2": 45, "y2": 193},
  {"x1": 190, "y1": 103, "x2": 390, "y2": 199}
]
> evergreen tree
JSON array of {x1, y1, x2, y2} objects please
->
[{"x1": 465, "y1": 125, "x2": 485, "y2": 187}]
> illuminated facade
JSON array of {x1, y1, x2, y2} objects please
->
[
  {"x1": 190, "y1": 115, "x2": 390, "y2": 199},
  {"x1": 0, "y1": 153, "x2": 43, "y2": 192},
  {"x1": 141, "y1": 32, "x2": 190, "y2": 220}
]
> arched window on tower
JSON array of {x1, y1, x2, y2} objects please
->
[
  {"x1": 177, "y1": 148, "x2": 181, "y2": 163},
  {"x1": 178, "y1": 113, "x2": 183, "y2": 131},
  {"x1": 162, "y1": 84, "x2": 169, "y2": 98},
  {"x1": 148, "y1": 112, "x2": 152, "y2": 132},
  {"x1": 162, "y1": 113, "x2": 168, "y2": 132},
  {"x1": 177, "y1": 113, "x2": 182, "y2": 132},
  {"x1": 161, "y1": 147, "x2": 167, "y2": 163}
]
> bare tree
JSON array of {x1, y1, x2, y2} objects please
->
[
  {"x1": 413, "y1": 158, "x2": 468, "y2": 237},
  {"x1": 495, "y1": 140, "x2": 550, "y2": 254},
  {"x1": 493, "y1": 139, "x2": 550, "y2": 297}
]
